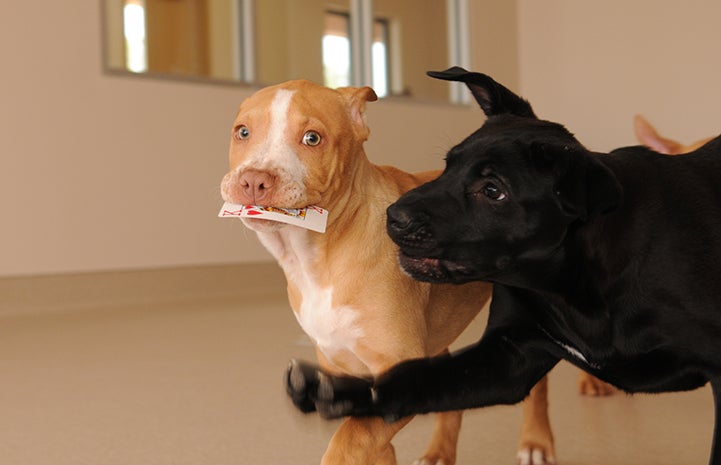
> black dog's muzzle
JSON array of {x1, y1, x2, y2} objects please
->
[{"x1": 386, "y1": 204, "x2": 435, "y2": 251}]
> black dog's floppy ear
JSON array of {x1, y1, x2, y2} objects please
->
[
  {"x1": 550, "y1": 146, "x2": 623, "y2": 221},
  {"x1": 427, "y1": 67, "x2": 536, "y2": 118},
  {"x1": 584, "y1": 156, "x2": 623, "y2": 218}
]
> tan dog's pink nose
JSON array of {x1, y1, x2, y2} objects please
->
[{"x1": 238, "y1": 170, "x2": 274, "y2": 204}]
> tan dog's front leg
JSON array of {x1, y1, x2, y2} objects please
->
[
  {"x1": 517, "y1": 375, "x2": 555, "y2": 465},
  {"x1": 314, "y1": 347, "x2": 413, "y2": 465},
  {"x1": 415, "y1": 410, "x2": 463, "y2": 465},
  {"x1": 321, "y1": 416, "x2": 413, "y2": 465}
]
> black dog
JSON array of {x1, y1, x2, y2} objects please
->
[{"x1": 286, "y1": 67, "x2": 721, "y2": 464}]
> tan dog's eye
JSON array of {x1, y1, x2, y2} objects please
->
[
  {"x1": 235, "y1": 125, "x2": 250, "y2": 140},
  {"x1": 302, "y1": 130, "x2": 321, "y2": 146}
]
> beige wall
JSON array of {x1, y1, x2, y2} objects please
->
[
  {"x1": 470, "y1": 0, "x2": 520, "y2": 92},
  {"x1": 1, "y1": 1, "x2": 517, "y2": 277},
  {"x1": 517, "y1": 0, "x2": 721, "y2": 152}
]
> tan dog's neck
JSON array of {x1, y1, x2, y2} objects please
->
[
  {"x1": 320, "y1": 151, "x2": 381, "y2": 232},
  {"x1": 257, "y1": 153, "x2": 390, "y2": 283}
]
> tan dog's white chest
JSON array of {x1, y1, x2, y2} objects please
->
[{"x1": 258, "y1": 229, "x2": 364, "y2": 364}]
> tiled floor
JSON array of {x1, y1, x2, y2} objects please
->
[{"x1": 0, "y1": 285, "x2": 714, "y2": 465}]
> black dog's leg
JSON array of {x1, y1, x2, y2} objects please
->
[
  {"x1": 710, "y1": 378, "x2": 721, "y2": 465},
  {"x1": 369, "y1": 331, "x2": 559, "y2": 422},
  {"x1": 287, "y1": 326, "x2": 560, "y2": 422}
]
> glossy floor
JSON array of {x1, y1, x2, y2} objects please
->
[{"x1": 0, "y1": 288, "x2": 713, "y2": 465}]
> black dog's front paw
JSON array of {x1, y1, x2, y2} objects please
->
[
  {"x1": 315, "y1": 370, "x2": 376, "y2": 419},
  {"x1": 285, "y1": 359, "x2": 320, "y2": 413},
  {"x1": 285, "y1": 359, "x2": 376, "y2": 419}
]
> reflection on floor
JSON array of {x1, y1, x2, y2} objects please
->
[{"x1": 0, "y1": 267, "x2": 713, "y2": 465}]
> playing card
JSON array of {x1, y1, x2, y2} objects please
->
[{"x1": 218, "y1": 202, "x2": 328, "y2": 233}]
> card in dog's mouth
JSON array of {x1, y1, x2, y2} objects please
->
[{"x1": 218, "y1": 202, "x2": 328, "y2": 233}]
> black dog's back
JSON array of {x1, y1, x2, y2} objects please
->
[
  {"x1": 610, "y1": 132, "x2": 721, "y2": 175},
  {"x1": 602, "y1": 136, "x2": 721, "y2": 241},
  {"x1": 593, "y1": 137, "x2": 721, "y2": 327},
  {"x1": 608, "y1": 132, "x2": 721, "y2": 173}
]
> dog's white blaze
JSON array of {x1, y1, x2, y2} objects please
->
[
  {"x1": 238, "y1": 89, "x2": 307, "y2": 200},
  {"x1": 266, "y1": 88, "x2": 295, "y2": 166}
]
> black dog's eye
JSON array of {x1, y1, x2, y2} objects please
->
[{"x1": 482, "y1": 182, "x2": 507, "y2": 201}]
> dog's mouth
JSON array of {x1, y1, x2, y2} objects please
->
[
  {"x1": 234, "y1": 203, "x2": 328, "y2": 234},
  {"x1": 398, "y1": 252, "x2": 474, "y2": 284},
  {"x1": 236, "y1": 203, "x2": 298, "y2": 233}
]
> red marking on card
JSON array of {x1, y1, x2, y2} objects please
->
[
  {"x1": 222, "y1": 210, "x2": 243, "y2": 216},
  {"x1": 245, "y1": 210, "x2": 262, "y2": 216}
]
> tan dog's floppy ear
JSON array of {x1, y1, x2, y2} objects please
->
[
  {"x1": 337, "y1": 86, "x2": 378, "y2": 140},
  {"x1": 633, "y1": 115, "x2": 683, "y2": 155}
]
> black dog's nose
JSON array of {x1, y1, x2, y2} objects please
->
[{"x1": 386, "y1": 204, "x2": 415, "y2": 234}]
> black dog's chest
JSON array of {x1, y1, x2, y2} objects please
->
[
  {"x1": 534, "y1": 299, "x2": 711, "y2": 393},
  {"x1": 539, "y1": 321, "x2": 708, "y2": 393},
  {"x1": 531, "y1": 297, "x2": 614, "y2": 368},
  {"x1": 537, "y1": 324, "x2": 602, "y2": 370}
]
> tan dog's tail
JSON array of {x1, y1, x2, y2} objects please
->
[{"x1": 634, "y1": 115, "x2": 712, "y2": 155}]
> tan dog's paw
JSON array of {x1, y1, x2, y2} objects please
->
[
  {"x1": 577, "y1": 372, "x2": 615, "y2": 396},
  {"x1": 517, "y1": 444, "x2": 556, "y2": 465}
]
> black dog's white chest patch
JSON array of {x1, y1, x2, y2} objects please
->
[{"x1": 539, "y1": 325, "x2": 600, "y2": 370}]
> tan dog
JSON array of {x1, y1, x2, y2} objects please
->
[
  {"x1": 220, "y1": 80, "x2": 561, "y2": 465},
  {"x1": 634, "y1": 114, "x2": 713, "y2": 154}
]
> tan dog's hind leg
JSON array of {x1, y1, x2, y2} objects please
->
[
  {"x1": 577, "y1": 371, "x2": 615, "y2": 396},
  {"x1": 415, "y1": 410, "x2": 462, "y2": 465},
  {"x1": 411, "y1": 347, "x2": 462, "y2": 465},
  {"x1": 517, "y1": 376, "x2": 555, "y2": 465}
]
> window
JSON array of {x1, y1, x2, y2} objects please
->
[
  {"x1": 323, "y1": 13, "x2": 351, "y2": 89},
  {"x1": 104, "y1": 0, "x2": 469, "y2": 103},
  {"x1": 123, "y1": 0, "x2": 147, "y2": 73},
  {"x1": 322, "y1": 12, "x2": 390, "y2": 97},
  {"x1": 371, "y1": 19, "x2": 389, "y2": 97}
]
